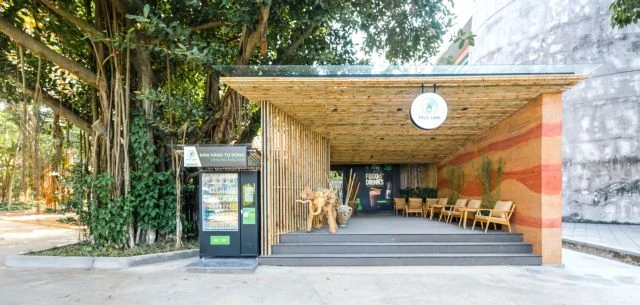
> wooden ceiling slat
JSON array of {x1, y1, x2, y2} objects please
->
[{"x1": 221, "y1": 74, "x2": 585, "y2": 164}]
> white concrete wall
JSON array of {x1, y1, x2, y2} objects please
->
[{"x1": 469, "y1": 0, "x2": 640, "y2": 223}]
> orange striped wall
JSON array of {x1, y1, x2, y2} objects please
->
[{"x1": 438, "y1": 93, "x2": 563, "y2": 264}]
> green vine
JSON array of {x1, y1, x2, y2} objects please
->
[
  {"x1": 63, "y1": 112, "x2": 177, "y2": 249},
  {"x1": 130, "y1": 112, "x2": 176, "y2": 239},
  {"x1": 478, "y1": 156, "x2": 504, "y2": 209},
  {"x1": 446, "y1": 165, "x2": 465, "y2": 204}
]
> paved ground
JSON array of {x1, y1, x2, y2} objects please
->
[
  {"x1": 0, "y1": 249, "x2": 638, "y2": 305},
  {"x1": 0, "y1": 214, "x2": 79, "y2": 265},
  {"x1": 2, "y1": 213, "x2": 640, "y2": 304},
  {"x1": 563, "y1": 222, "x2": 640, "y2": 255}
]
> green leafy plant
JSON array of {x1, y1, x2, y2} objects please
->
[
  {"x1": 477, "y1": 156, "x2": 504, "y2": 209},
  {"x1": 129, "y1": 112, "x2": 176, "y2": 243},
  {"x1": 609, "y1": 0, "x2": 640, "y2": 29},
  {"x1": 451, "y1": 29, "x2": 476, "y2": 49},
  {"x1": 89, "y1": 174, "x2": 133, "y2": 249},
  {"x1": 446, "y1": 165, "x2": 465, "y2": 204}
]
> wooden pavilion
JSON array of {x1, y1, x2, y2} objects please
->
[{"x1": 217, "y1": 65, "x2": 594, "y2": 264}]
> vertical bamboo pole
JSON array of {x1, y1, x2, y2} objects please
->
[
  {"x1": 268, "y1": 103, "x2": 274, "y2": 255},
  {"x1": 260, "y1": 101, "x2": 265, "y2": 255}
]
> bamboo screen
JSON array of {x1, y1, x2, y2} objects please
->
[
  {"x1": 261, "y1": 101, "x2": 330, "y2": 255},
  {"x1": 399, "y1": 164, "x2": 438, "y2": 189}
]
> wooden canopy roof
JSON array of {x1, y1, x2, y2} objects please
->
[{"x1": 220, "y1": 66, "x2": 590, "y2": 164}]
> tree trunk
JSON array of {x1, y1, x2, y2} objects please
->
[
  {"x1": 6, "y1": 137, "x2": 20, "y2": 210},
  {"x1": 32, "y1": 58, "x2": 43, "y2": 213},
  {"x1": 19, "y1": 78, "x2": 29, "y2": 202},
  {"x1": 209, "y1": 5, "x2": 270, "y2": 144}
]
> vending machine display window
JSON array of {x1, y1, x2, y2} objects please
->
[{"x1": 201, "y1": 173, "x2": 239, "y2": 231}]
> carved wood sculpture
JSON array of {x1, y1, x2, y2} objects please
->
[{"x1": 296, "y1": 186, "x2": 338, "y2": 234}]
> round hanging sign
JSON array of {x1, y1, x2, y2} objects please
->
[{"x1": 409, "y1": 92, "x2": 448, "y2": 130}]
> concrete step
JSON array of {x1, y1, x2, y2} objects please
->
[
  {"x1": 280, "y1": 233, "x2": 524, "y2": 243},
  {"x1": 271, "y1": 242, "x2": 533, "y2": 254},
  {"x1": 259, "y1": 253, "x2": 542, "y2": 266}
]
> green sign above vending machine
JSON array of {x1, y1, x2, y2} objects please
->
[{"x1": 184, "y1": 145, "x2": 248, "y2": 167}]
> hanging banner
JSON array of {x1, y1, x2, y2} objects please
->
[
  {"x1": 409, "y1": 92, "x2": 448, "y2": 130},
  {"x1": 183, "y1": 146, "x2": 248, "y2": 167}
]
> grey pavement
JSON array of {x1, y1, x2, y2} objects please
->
[
  {"x1": 0, "y1": 249, "x2": 639, "y2": 305},
  {"x1": 563, "y1": 222, "x2": 640, "y2": 255},
  {"x1": 0, "y1": 214, "x2": 80, "y2": 265}
]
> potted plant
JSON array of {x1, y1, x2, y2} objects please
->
[{"x1": 398, "y1": 187, "x2": 411, "y2": 202}]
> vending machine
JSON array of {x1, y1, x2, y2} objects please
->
[{"x1": 198, "y1": 170, "x2": 259, "y2": 258}]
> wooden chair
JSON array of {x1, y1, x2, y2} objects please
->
[
  {"x1": 440, "y1": 198, "x2": 468, "y2": 223},
  {"x1": 472, "y1": 201, "x2": 516, "y2": 233},
  {"x1": 423, "y1": 198, "x2": 439, "y2": 219},
  {"x1": 428, "y1": 198, "x2": 448, "y2": 220},
  {"x1": 393, "y1": 198, "x2": 407, "y2": 216},
  {"x1": 405, "y1": 198, "x2": 424, "y2": 217},
  {"x1": 459, "y1": 199, "x2": 482, "y2": 228}
]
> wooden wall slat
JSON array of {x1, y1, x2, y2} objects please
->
[{"x1": 260, "y1": 102, "x2": 330, "y2": 255}]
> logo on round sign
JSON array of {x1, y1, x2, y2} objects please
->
[{"x1": 410, "y1": 93, "x2": 448, "y2": 130}]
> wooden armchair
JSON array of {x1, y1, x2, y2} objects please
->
[
  {"x1": 423, "y1": 198, "x2": 439, "y2": 219},
  {"x1": 428, "y1": 198, "x2": 448, "y2": 220},
  {"x1": 406, "y1": 198, "x2": 424, "y2": 217},
  {"x1": 459, "y1": 199, "x2": 482, "y2": 228},
  {"x1": 472, "y1": 201, "x2": 516, "y2": 233},
  {"x1": 393, "y1": 198, "x2": 407, "y2": 216},
  {"x1": 440, "y1": 198, "x2": 469, "y2": 223}
]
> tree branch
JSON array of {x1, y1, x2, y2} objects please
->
[
  {"x1": 37, "y1": 0, "x2": 104, "y2": 39},
  {"x1": 0, "y1": 17, "x2": 104, "y2": 90},
  {"x1": 275, "y1": 23, "x2": 317, "y2": 64},
  {"x1": 192, "y1": 21, "x2": 224, "y2": 32},
  {"x1": 7, "y1": 75, "x2": 93, "y2": 133},
  {"x1": 237, "y1": 4, "x2": 270, "y2": 64}
]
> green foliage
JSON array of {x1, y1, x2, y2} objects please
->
[
  {"x1": 610, "y1": 0, "x2": 640, "y2": 29},
  {"x1": 446, "y1": 165, "x2": 465, "y2": 204},
  {"x1": 89, "y1": 174, "x2": 133, "y2": 249},
  {"x1": 64, "y1": 165, "x2": 131, "y2": 248},
  {"x1": 451, "y1": 28, "x2": 476, "y2": 49},
  {"x1": 62, "y1": 163, "x2": 91, "y2": 230},
  {"x1": 129, "y1": 112, "x2": 176, "y2": 235},
  {"x1": 399, "y1": 187, "x2": 437, "y2": 201},
  {"x1": 477, "y1": 156, "x2": 504, "y2": 209},
  {"x1": 0, "y1": 201, "x2": 35, "y2": 211},
  {"x1": 61, "y1": 112, "x2": 178, "y2": 248}
]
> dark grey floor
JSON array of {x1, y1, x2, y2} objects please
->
[{"x1": 305, "y1": 212, "x2": 487, "y2": 234}]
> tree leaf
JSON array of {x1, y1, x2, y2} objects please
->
[{"x1": 143, "y1": 4, "x2": 151, "y2": 18}]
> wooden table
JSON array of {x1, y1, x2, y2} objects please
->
[{"x1": 460, "y1": 207, "x2": 480, "y2": 229}]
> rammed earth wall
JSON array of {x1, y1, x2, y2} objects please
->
[
  {"x1": 438, "y1": 93, "x2": 564, "y2": 264},
  {"x1": 469, "y1": 0, "x2": 640, "y2": 223}
]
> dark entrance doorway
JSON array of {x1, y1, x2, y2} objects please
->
[{"x1": 332, "y1": 165, "x2": 400, "y2": 212}]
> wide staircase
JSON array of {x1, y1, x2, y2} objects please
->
[{"x1": 259, "y1": 231, "x2": 542, "y2": 266}]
